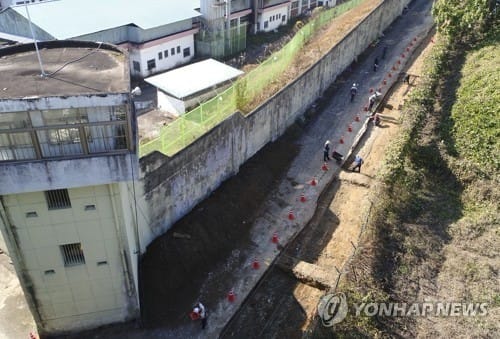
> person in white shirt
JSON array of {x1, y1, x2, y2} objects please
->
[{"x1": 192, "y1": 302, "x2": 207, "y2": 329}]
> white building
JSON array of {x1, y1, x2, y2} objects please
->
[
  {"x1": 0, "y1": 0, "x2": 201, "y2": 78},
  {"x1": 145, "y1": 58, "x2": 244, "y2": 116},
  {"x1": 0, "y1": 0, "x2": 50, "y2": 10},
  {"x1": 0, "y1": 40, "x2": 141, "y2": 336}
]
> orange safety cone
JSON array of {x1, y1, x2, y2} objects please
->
[
  {"x1": 355, "y1": 115, "x2": 360, "y2": 122},
  {"x1": 321, "y1": 162, "x2": 328, "y2": 171},
  {"x1": 288, "y1": 210, "x2": 295, "y2": 220},
  {"x1": 300, "y1": 193, "x2": 306, "y2": 202},
  {"x1": 272, "y1": 232, "x2": 279, "y2": 243},
  {"x1": 252, "y1": 258, "x2": 260, "y2": 269},
  {"x1": 227, "y1": 290, "x2": 236, "y2": 302},
  {"x1": 347, "y1": 124, "x2": 352, "y2": 132},
  {"x1": 392, "y1": 65, "x2": 397, "y2": 71},
  {"x1": 397, "y1": 60, "x2": 401, "y2": 64},
  {"x1": 310, "y1": 177, "x2": 317, "y2": 186},
  {"x1": 339, "y1": 136, "x2": 344, "y2": 144}
]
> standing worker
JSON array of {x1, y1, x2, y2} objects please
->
[
  {"x1": 324, "y1": 140, "x2": 331, "y2": 161},
  {"x1": 350, "y1": 83, "x2": 358, "y2": 102},
  {"x1": 373, "y1": 57, "x2": 379, "y2": 72},
  {"x1": 192, "y1": 302, "x2": 207, "y2": 330},
  {"x1": 352, "y1": 155, "x2": 364, "y2": 172}
]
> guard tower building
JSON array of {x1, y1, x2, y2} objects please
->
[{"x1": 0, "y1": 41, "x2": 140, "y2": 336}]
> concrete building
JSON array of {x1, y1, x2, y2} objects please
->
[
  {"x1": 197, "y1": 0, "x2": 252, "y2": 57},
  {"x1": 0, "y1": 40, "x2": 141, "y2": 336},
  {"x1": 145, "y1": 58, "x2": 244, "y2": 116},
  {"x1": 0, "y1": 0, "x2": 201, "y2": 78}
]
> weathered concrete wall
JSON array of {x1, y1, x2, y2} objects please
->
[{"x1": 139, "y1": 0, "x2": 412, "y2": 246}]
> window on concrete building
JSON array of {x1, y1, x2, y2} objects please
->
[
  {"x1": 45, "y1": 189, "x2": 71, "y2": 210},
  {"x1": 282, "y1": 15, "x2": 286, "y2": 22},
  {"x1": 147, "y1": 59, "x2": 156, "y2": 70},
  {"x1": 176, "y1": 46, "x2": 180, "y2": 54},
  {"x1": 158, "y1": 52, "x2": 163, "y2": 60},
  {"x1": 171, "y1": 48, "x2": 175, "y2": 55},
  {"x1": 183, "y1": 47, "x2": 191, "y2": 57},
  {"x1": 164, "y1": 50, "x2": 168, "y2": 58},
  {"x1": 264, "y1": 21, "x2": 269, "y2": 29},
  {"x1": 133, "y1": 61, "x2": 140, "y2": 72},
  {"x1": 60, "y1": 243, "x2": 86, "y2": 267}
]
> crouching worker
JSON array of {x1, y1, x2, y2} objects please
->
[{"x1": 190, "y1": 302, "x2": 207, "y2": 330}]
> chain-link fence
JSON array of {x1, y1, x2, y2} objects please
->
[{"x1": 139, "y1": 0, "x2": 364, "y2": 158}]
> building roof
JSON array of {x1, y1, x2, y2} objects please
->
[
  {"x1": 144, "y1": 59, "x2": 244, "y2": 99},
  {"x1": 0, "y1": 41, "x2": 129, "y2": 99},
  {"x1": 0, "y1": 32, "x2": 33, "y2": 44},
  {"x1": 11, "y1": 0, "x2": 201, "y2": 40}
]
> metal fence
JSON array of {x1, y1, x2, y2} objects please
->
[{"x1": 139, "y1": 0, "x2": 364, "y2": 158}]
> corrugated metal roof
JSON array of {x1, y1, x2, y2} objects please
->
[
  {"x1": 145, "y1": 59, "x2": 244, "y2": 99},
  {"x1": 11, "y1": 0, "x2": 201, "y2": 40}
]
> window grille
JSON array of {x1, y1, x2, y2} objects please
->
[
  {"x1": 45, "y1": 189, "x2": 71, "y2": 210},
  {"x1": 60, "y1": 243, "x2": 85, "y2": 267}
]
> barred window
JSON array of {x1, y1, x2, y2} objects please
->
[
  {"x1": 45, "y1": 189, "x2": 71, "y2": 210},
  {"x1": 60, "y1": 243, "x2": 85, "y2": 267}
]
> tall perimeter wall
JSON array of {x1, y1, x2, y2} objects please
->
[{"x1": 137, "y1": 0, "x2": 412, "y2": 249}]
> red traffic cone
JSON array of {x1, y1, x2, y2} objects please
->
[
  {"x1": 339, "y1": 136, "x2": 344, "y2": 144},
  {"x1": 347, "y1": 124, "x2": 352, "y2": 132},
  {"x1": 414, "y1": 37, "x2": 417, "y2": 42},
  {"x1": 300, "y1": 193, "x2": 306, "y2": 202},
  {"x1": 272, "y1": 232, "x2": 279, "y2": 243},
  {"x1": 364, "y1": 106, "x2": 368, "y2": 111},
  {"x1": 401, "y1": 53, "x2": 406, "y2": 58},
  {"x1": 406, "y1": 47, "x2": 410, "y2": 52},
  {"x1": 383, "y1": 79, "x2": 387, "y2": 85},
  {"x1": 29, "y1": 333, "x2": 37, "y2": 339},
  {"x1": 369, "y1": 88, "x2": 373, "y2": 93},
  {"x1": 397, "y1": 60, "x2": 401, "y2": 64},
  {"x1": 392, "y1": 65, "x2": 397, "y2": 71},
  {"x1": 322, "y1": 162, "x2": 328, "y2": 171},
  {"x1": 288, "y1": 210, "x2": 295, "y2": 220},
  {"x1": 227, "y1": 290, "x2": 236, "y2": 302},
  {"x1": 310, "y1": 177, "x2": 317, "y2": 186},
  {"x1": 388, "y1": 73, "x2": 392, "y2": 78},
  {"x1": 252, "y1": 258, "x2": 260, "y2": 269},
  {"x1": 355, "y1": 115, "x2": 360, "y2": 122}
]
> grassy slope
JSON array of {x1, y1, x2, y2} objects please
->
[{"x1": 309, "y1": 23, "x2": 499, "y2": 339}]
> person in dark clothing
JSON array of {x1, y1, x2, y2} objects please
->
[
  {"x1": 323, "y1": 140, "x2": 331, "y2": 161},
  {"x1": 350, "y1": 83, "x2": 358, "y2": 102},
  {"x1": 352, "y1": 155, "x2": 364, "y2": 172},
  {"x1": 373, "y1": 57, "x2": 379, "y2": 72}
]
